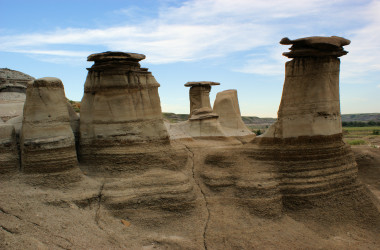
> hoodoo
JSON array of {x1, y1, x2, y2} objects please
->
[
  {"x1": 20, "y1": 77, "x2": 77, "y2": 173},
  {"x1": 79, "y1": 52, "x2": 169, "y2": 171},
  {"x1": 258, "y1": 36, "x2": 358, "y2": 206},
  {"x1": 264, "y1": 36, "x2": 350, "y2": 138}
]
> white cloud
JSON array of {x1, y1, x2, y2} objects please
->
[{"x1": 1, "y1": 0, "x2": 379, "y2": 79}]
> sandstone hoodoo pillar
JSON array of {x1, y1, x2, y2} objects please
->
[
  {"x1": 264, "y1": 36, "x2": 351, "y2": 138},
  {"x1": 79, "y1": 52, "x2": 170, "y2": 169},
  {"x1": 20, "y1": 77, "x2": 77, "y2": 173},
  {"x1": 185, "y1": 81, "x2": 219, "y2": 120},
  {"x1": 182, "y1": 81, "x2": 226, "y2": 137},
  {"x1": 257, "y1": 36, "x2": 359, "y2": 207}
]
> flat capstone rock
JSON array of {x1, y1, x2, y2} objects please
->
[
  {"x1": 87, "y1": 52, "x2": 146, "y2": 62},
  {"x1": 184, "y1": 81, "x2": 220, "y2": 87}
]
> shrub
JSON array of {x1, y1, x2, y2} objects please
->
[
  {"x1": 373, "y1": 130, "x2": 380, "y2": 135},
  {"x1": 255, "y1": 129, "x2": 262, "y2": 136},
  {"x1": 347, "y1": 140, "x2": 366, "y2": 145}
]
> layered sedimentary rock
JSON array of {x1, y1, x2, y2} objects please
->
[
  {"x1": 0, "y1": 124, "x2": 19, "y2": 174},
  {"x1": 0, "y1": 68, "x2": 34, "y2": 122},
  {"x1": 20, "y1": 77, "x2": 77, "y2": 173},
  {"x1": 258, "y1": 36, "x2": 358, "y2": 206},
  {"x1": 213, "y1": 89, "x2": 253, "y2": 136},
  {"x1": 79, "y1": 52, "x2": 169, "y2": 169},
  {"x1": 78, "y1": 52, "x2": 196, "y2": 215},
  {"x1": 168, "y1": 81, "x2": 226, "y2": 138},
  {"x1": 185, "y1": 81, "x2": 219, "y2": 120},
  {"x1": 264, "y1": 36, "x2": 350, "y2": 138}
]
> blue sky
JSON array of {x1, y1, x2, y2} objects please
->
[{"x1": 1, "y1": 0, "x2": 379, "y2": 117}]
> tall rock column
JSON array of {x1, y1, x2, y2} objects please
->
[
  {"x1": 185, "y1": 81, "x2": 219, "y2": 119},
  {"x1": 20, "y1": 77, "x2": 77, "y2": 173},
  {"x1": 264, "y1": 36, "x2": 350, "y2": 138},
  {"x1": 256, "y1": 36, "x2": 359, "y2": 207},
  {"x1": 79, "y1": 52, "x2": 170, "y2": 170},
  {"x1": 178, "y1": 81, "x2": 226, "y2": 137}
]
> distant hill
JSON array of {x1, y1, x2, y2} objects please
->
[
  {"x1": 162, "y1": 112, "x2": 380, "y2": 127},
  {"x1": 341, "y1": 113, "x2": 380, "y2": 122},
  {"x1": 68, "y1": 101, "x2": 378, "y2": 125}
]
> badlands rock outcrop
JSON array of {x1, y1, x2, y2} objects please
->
[
  {"x1": 20, "y1": 77, "x2": 77, "y2": 173},
  {"x1": 213, "y1": 89, "x2": 253, "y2": 136},
  {"x1": 79, "y1": 52, "x2": 170, "y2": 170},
  {"x1": 258, "y1": 36, "x2": 358, "y2": 206},
  {"x1": 78, "y1": 52, "x2": 196, "y2": 217},
  {"x1": 0, "y1": 68, "x2": 34, "y2": 122},
  {"x1": 1, "y1": 39, "x2": 380, "y2": 249},
  {"x1": 167, "y1": 81, "x2": 227, "y2": 138},
  {"x1": 264, "y1": 36, "x2": 349, "y2": 138}
]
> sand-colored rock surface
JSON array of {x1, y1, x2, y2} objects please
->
[
  {"x1": 0, "y1": 124, "x2": 19, "y2": 174},
  {"x1": 78, "y1": 52, "x2": 197, "y2": 220},
  {"x1": 79, "y1": 52, "x2": 169, "y2": 170},
  {"x1": 264, "y1": 36, "x2": 349, "y2": 139},
  {"x1": 0, "y1": 68, "x2": 34, "y2": 122},
  {"x1": 213, "y1": 89, "x2": 253, "y2": 136},
  {"x1": 20, "y1": 77, "x2": 77, "y2": 174},
  {"x1": 168, "y1": 81, "x2": 226, "y2": 138}
]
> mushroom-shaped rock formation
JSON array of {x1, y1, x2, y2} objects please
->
[
  {"x1": 280, "y1": 36, "x2": 350, "y2": 58},
  {"x1": 213, "y1": 89, "x2": 253, "y2": 137},
  {"x1": 0, "y1": 124, "x2": 19, "y2": 174},
  {"x1": 185, "y1": 81, "x2": 220, "y2": 120},
  {"x1": 20, "y1": 77, "x2": 78, "y2": 174},
  {"x1": 264, "y1": 36, "x2": 350, "y2": 138},
  {"x1": 78, "y1": 52, "x2": 196, "y2": 217},
  {"x1": 79, "y1": 52, "x2": 171, "y2": 171},
  {"x1": 256, "y1": 36, "x2": 358, "y2": 207},
  {"x1": 167, "y1": 81, "x2": 226, "y2": 138}
]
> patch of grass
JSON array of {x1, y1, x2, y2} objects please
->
[
  {"x1": 343, "y1": 126, "x2": 380, "y2": 131},
  {"x1": 347, "y1": 139, "x2": 366, "y2": 145}
]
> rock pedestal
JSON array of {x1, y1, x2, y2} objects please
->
[
  {"x1": 20, "y1": 77, "x2": 77, "y2": 173},
  {"x1": 213, "y1": 89, "x2": 253, "y2": 136},
  {"x1": 79, "y1": 52, "x2": 170, "y2": 171},
  {"x1": 264, "y1": 36, "x2": 350, "y2": 138},
  {"x1": 257, "y1": 36, "x2": 358, "y2": 207},
  {"x1": 185, "y1": 81, "x2": 219, "y2": 120},
  {"x1": 172, "y1": 81, "x2": 225, "y2": 137}
]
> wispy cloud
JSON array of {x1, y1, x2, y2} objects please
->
[{"x1": 1, "y1": 0, "x2": 379, "y2": 79}]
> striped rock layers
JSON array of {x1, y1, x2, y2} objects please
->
[
  {"x1": 258, "y1": 36, "x2": 358, "y2": 207},
  {"x1": 0, "y1": 124, "x2": 19, "y2": 174},
  {"x1": 20, "y1": 77, "x2": 77, "y2": 173},
  {"x1": 79, "y1": 52, "x2": 170, "y2": 171},
  {"x1": 78, "y1": 52, "x2": 196, "y2": 215}
]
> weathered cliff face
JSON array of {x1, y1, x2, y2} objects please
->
[
  {"x1": 213, "y1": 89, "x2": 253, "y2": 136},
  {"x1": 20, "y1": 77, "x2": 77, "y2": 174},
  {"x1": 79, "y1": 52, "x2": 169, "y2": 170}
]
